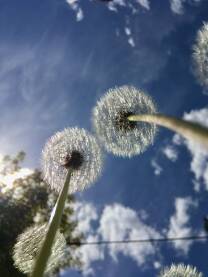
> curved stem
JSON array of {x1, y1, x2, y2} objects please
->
[
  {"x1": 128, "y1": 114, "x2": 208, "y2": 149},
  {"x1": 31, "y1": 168, "x2": 73, "y2": 277}
]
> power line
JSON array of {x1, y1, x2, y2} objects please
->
[{"x1": 68, "y1": 235, "x2": 208, "y2": 246}]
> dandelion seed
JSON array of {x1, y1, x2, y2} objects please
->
[
  {"x1": 159, "y1": 264, "x2": 203, "y2": 277},
  {"x1": 42, "y1": 127, "x2": 103, "y2": 193},
  {"x1": 192, "y1": 22, "x2": 208, "y2": 88},
  {"x1": 13, "y1": 224, "x2": 66, "y2": 275},
  {"x1": 92, "y1": 86, "x2": 157, "y2": 157}
]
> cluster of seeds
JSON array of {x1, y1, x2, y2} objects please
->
[
  {"x1": 92, "y1": 86, "x2": 157, "y2": 157},
  {"x1": 159, "y1": 264, "x2": 203, "y2": 277},
  {"x1": 13, "y1": 224, "x2": 66, "y2": 275},
  {"x1": 42, "y1": 128, "x2": 103, "y2": 194}
]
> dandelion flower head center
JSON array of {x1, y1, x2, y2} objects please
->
[
  {"x1": 63, "y1": 150, "x2": 84, "y2": 170},
  {"x1": 114, "y1": 111, "x2": 137, "y2": 132}
]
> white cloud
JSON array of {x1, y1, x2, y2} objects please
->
[
  {"x1": 167, "y1": 197, "x2": 197, "y2": 254},
  {"x1": 76, "y1": 8, "x2": 84, "y2": 21},
  {"x1": 75, "y1": 235, "x2": 105, "y2": 276},
  {"x1": 73, "y1": 202, "x2": 161, "y2": 275},
  {"x1": 124, "y1": 26, "x2": 136, "y2": 47},
  {"x1": 151, "y1": 159, "x2": 163, "y2": 175},
  {"x1": 124, "y1": 27, "x2": 131, "y2": 36},
  {"x1": 112, "y1": 0, "x2": 125, "y2": 6},
  {"x1": 65, "y1": 0, "x2": 182, "y2": 85},
  {"x1": 67, "y1": 0, "x2": 202, "y2": 18},
  {"x1": 107, "y1": 0, "x2": 126, "y2": 12},
  {"x1": 108, "y1": 0, "x2": 150, "y2": 11},
  {"x1": 107, "y1": 4, "x2": 118, "y2": 12},
  {"x1": 150, "y1": 142, "x2": 177, "y2": 177},
  {"x1": 98, "y1": 204, "x2": 160, "y2": 266},
  {"x1": 128, "y1": 37, "x2": 136, "y2": 47},
  {"x1": 156, "y1": 108, "x2": 208, "y2": 192},
  {"x1": 72, "y1": 202, "x2": 98, "y2": 235},
  {"x1": 170, "y1": 0, "x2": 202, "y2": 14},
  {"x1": 183, "y1": 108, "x2": 208, "y2": 191},
  {"x1": 150, "y1": 108, "x2": 208, "y2": 193},
  {"x1": 172, "y1": 108, "x2": 208, "y2": 191},
  {"x1": 72, "y1": 199, "x2": 204, "y2": 275},
  {"x1": 154, "y1": 261, "x2": 162, "y2": 269},
  {"x1": 162, "y1": 145, "x2": 178, "y2": 162},
  {"x1": 66, "y1": 0, "x2": 78, "y2": 3},
  {"x1": 170, "y1": 0, "x2": 184, "y2": 14},
  {"x1": 135, "y1": 0, "x2": 150, "y2": 10},
  {"x1": 72, "y1": 202, "x2": 104, "y2": 275},
  {"x1": 66, "y1": 0, "x2": 84, "y2": 21}
]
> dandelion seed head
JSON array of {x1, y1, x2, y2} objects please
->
[
  {"x1": 159, "y1": 264, "x2": 203, "y2": 277},
  {"x1": 13, "y1": 224, "x2": 66, "y2": 274},
  {"x1": 42, "y1": 128, "x2": 103, "y2": 193},
  {"x1": 92, "y1": 86, "x2": 157, "y2": 157},
  {"x1": 192, "y1": 22, "x2": 208, "y2": 88}
]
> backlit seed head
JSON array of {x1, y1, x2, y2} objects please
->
[
  {"x1": 13, "y1": 224, "x2": 66, "y2": 275},
  {"x1": 192, "y1": 22, "x2": 208, "y2": 88},
  {"x1": 42, "y1": 128, "x2": 103, "y2": 193},
  {"x1": 92, "y1": 86, "x2": 157, "y2": 157},
  {"x1": 159, "y1": 264, "x2": 203, "y2": 277}
]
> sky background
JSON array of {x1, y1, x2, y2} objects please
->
[{"x1": 0, "y1": 0, "x2": 208, "y2": 276}]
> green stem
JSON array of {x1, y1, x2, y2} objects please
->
[
  {"x1": 128, "y1": 113, "x2": 208, "y2": 148},
  {"x1": 31, "y1": 168, "x2": 73, "y2": 277}
]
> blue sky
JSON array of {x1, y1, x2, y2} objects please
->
[{"x1": 0, "y1": 0, "x2": 208, "y2": 276}]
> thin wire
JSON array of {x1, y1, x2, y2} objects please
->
[{"x1": 68, "y1": 235, "x2": 208, "y2": 246}]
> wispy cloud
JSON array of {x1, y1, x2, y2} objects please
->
[
  {"x1": 72, "y1": 202, "x2": 98, "y2": 235},
  {"x1": 151, "y1": 159, "x2": 163, "y2": 176},
  {"x1": 170, "y1": 0, "x2": 185, "y2": 14},
  {"x1": 66, "y1": 0, "x2": 84, "y2": 21},
  {"x1": 0, "y1": 41, "x2": 77, "y2": 166},
  {"x1": 65, "y1": 0, "x2": 197, "y2": 85},
  {"x1": 124, "y1": 27, "x2": 136, "y2": 47},
  {"x1": 150, "y1": 143, "x2": 178, "y2": 177},
  {"x1": 162, "y1": 145, "x2": 178, "y2": 162},
  {"x1": 167, "y1": 197, "x2": 198, "y2": 255},
  {"x1": 108, "y1": 0, "x2": 150, "y2": 12},
  {"x1": 135, "y1": 0, "x2": 150, "y2": 10},
  {"x1": 170, "y1": 0, "x2": 202, "y2": 14}
]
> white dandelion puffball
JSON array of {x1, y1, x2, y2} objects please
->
[
  {"x1": 159, "y1": 264, "x2": 203, "y2": 277},
  {"x1": 42, "y1": 127, "x2": 103, "y2": 194},
  {"x1": 92, "y1": 86, "x2": 157, "y2": 157},
  {"x1": 13, "y1": 224, "x2": 66, "y2": 274},
  {"x1": 193, "y1": 22, "x2": 208, "y2": 88}
]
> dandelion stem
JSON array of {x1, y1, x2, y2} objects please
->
[
  {"x1": 31, "y1": 168, "x2": 73, "y2": 277},
  {"x1": 128, "y1": 114, "x2": 208, "y2": 149}
]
